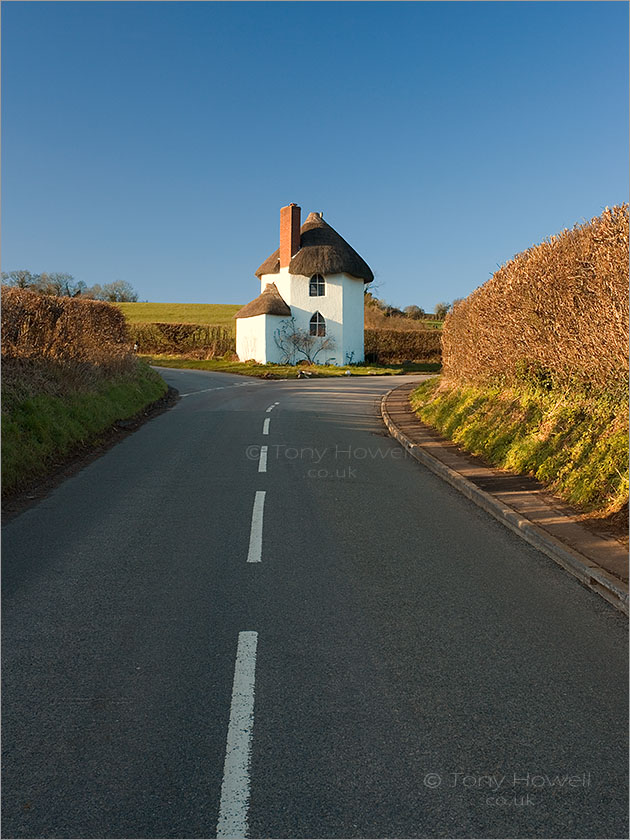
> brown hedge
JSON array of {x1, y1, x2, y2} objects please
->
[
  {"x1": 442, "y1": 205, "x2": 629, "y2": 389},
  {"x1": 364, "y1": 328, "x2": 442, "y2": 364},
  {"x1": 1, "y1": 287, "x2": 132, "y2": 368},
  {"x1": 130, "y1": 322, "x2": 235, "y2": 357}
]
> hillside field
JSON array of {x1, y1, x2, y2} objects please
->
[
  {"x1": 115, "y1": 302, "x2": 241, "y2": 328},
  {"x1": 115, "y1": 302, "x2": 443, "y2": 333}
]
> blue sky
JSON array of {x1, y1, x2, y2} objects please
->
[{"x1": 2, "y1": 1, "x2": 628, "y2": 310}]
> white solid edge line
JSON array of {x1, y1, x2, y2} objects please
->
[
  {"x1": 179, "y1": 384, "x2": 234, "y2": 397},
  {"x1": 246, "y1": 491, "x2": 265, "y2": 563},
  {"x1": 216, "y1": 631, "x2": 259, "y2": 839},
  {"x1": 180, "y1": 387, "x2": 217, "y2": 398},
  {"x1": 262, "y1": 418, "x2": 270, "y2": 435},
  {"x1": 258, "y1": 446, "x2": 268, "y2": 473}
]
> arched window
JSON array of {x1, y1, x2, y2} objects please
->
[
  {"x1": 309, "y1": 274, "x2": 325, "y2": 296},
  {"x1": 310, "y1": 311, "x2": 326, "y2": 337}
]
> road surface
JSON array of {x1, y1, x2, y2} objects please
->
[{"x1": 2, "y1": 367, "x2": 627, "y2": 838}]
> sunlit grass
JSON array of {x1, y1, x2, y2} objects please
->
[
  {"x1": 143, "y1": 354, "x2": 440, "y2": 378},
  {"x1": 410, "y1": 378, "x2": 629, "y2": 517}
]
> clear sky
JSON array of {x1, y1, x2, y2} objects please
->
[{"x1": 2, "y1": 1, "x2": 628, "y2": 311}]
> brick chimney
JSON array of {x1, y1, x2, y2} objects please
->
[{"x1": 279, "y1": 203, "x2": 301, "y2": 268}]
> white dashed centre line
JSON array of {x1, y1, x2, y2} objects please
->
[
  {"x1": 246, "y1": 491, "x2": 265, "y2": 564},
  {"x1": 216, "y1": 631, "x2": 258, "y2": 839},
  {"x1": 258, "y1": 446, "x2": 268, "y2": 473},
  {"x1": 262, "y1": 418, "x2": 270, "y2": 435},
  {"x1": 265, "y1": 404, "x2": 275, "y2": 412}
]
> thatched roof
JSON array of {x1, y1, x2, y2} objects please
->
[
  {"x1": 234, "y1": 282, "x2": 291, "y2": 319},
  {"x1": 255, "y1": 212, "x2": 374, "y2": 283}
]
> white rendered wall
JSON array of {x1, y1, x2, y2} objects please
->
[
  {"x1": 236, "y1": 313, "x2": 289, "y2": 364},
  {"x1": 264, "y1": 315, "x2": 287, "y2": 364},
  {"x1": 287, "y1": 270, "x2": 343, "y2": 366},
  {"x1": 341, "y1": 274, "x2": 365, "y2": 364},
  {"x1": 236, "y1": 314, "x2": 267, "y2": 363},
  {"x1": 258, "y1": 270, "x2": 364, "y2": 366}
]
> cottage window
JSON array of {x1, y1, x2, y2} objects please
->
[
  {"x1": 309, "y1": 274, "x2": 325, "y2": 296},
  {"x1": 310, "y1": 311, "x2": 326, "y2": 337}
]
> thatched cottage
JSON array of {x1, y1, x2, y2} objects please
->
[{"x1": 235, "y1": 204, "x2": 373, "y2": 366}]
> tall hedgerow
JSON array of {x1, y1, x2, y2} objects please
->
[
  {"x1": 441, "y1": 205, "x2": 628, "y2": 390},
  {"x1": 129, "y1": 322, "x2": 235, "y2": 357},
  {"x1": 1, "y1": 287, "x2": 132, "y2": 371},
  {"x1": 415, "y1": 206, "x2": 629, "y2": 518}
]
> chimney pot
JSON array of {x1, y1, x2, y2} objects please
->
[{"x1": 280, "y1": 204, "x2": 301, "y2": 268}]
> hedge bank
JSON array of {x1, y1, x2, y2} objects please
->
[{"x1": 2, "y1": 289, "x2": 167, "y2": 494}]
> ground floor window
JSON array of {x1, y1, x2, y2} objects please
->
[{"x1": 310, "y1": 311, "x2": 326, "y2": 336}]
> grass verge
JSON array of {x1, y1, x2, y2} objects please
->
[
  {"x1": 410, "y1": 378, "x2": 629, "y2": 519},
  {"x1": 2, "y1": 359, "x2": 167, "y2": 495},
  {"x1": 142, "y1": 354, "x2": 441, "y2": 378}
]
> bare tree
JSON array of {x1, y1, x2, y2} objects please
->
[
  {"x1": 1, "y1": 270, "x2": 37, "y2": 289},
  {"x1": 434, "y1": 301, "x2": 452, "y2": 320},
  {"x1": 84, "y1": 279, "x2": 138, "y2": 302},
  {"x1": 2, "y1": 270, "x2": 88, "y2": 297},
  {"x1": 273, "y1": 317, "x2": 336, "y2": 365},
  {"x1": 40, "y1": 273, "x2": 86, "y2": 297}
]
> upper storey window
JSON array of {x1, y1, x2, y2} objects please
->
[{"x1": 309, "y1": 274, "x2": 325, "y2": 296}]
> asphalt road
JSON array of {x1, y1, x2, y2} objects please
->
[{"x1": 2, "y1": 367, "x2": 627, "y2": 839}]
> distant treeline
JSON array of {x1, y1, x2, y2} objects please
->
[
  {"x1": 1, "y1": 271, "x2": 138, "y2": 302},
  {"x1": 365, "y1": 292, "x2": 453, "y2": 323}
]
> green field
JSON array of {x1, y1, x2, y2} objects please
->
[
  {"x1": 115, "y1": 302, "x2": 242, "y2": 327},
  {"x1": 115, "y1": 302, "x2": 443, "y2": 332}
]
